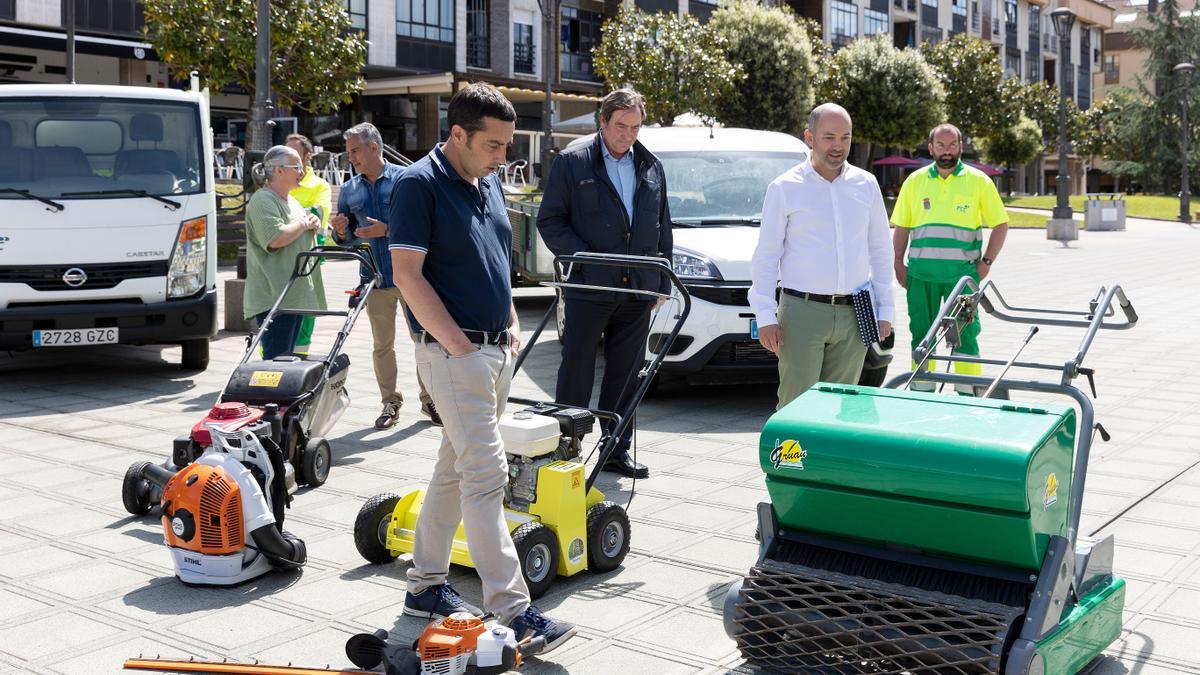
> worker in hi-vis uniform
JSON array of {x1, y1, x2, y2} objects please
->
[{"x1": 892, "y1": 123, "x2": 1009, "y2": 395}]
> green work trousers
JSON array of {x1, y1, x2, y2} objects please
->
[{"x1": 776, "y1": 293, "x2": 866, "y2": 409}]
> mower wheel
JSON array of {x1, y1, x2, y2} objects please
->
[
  {"x1": 586, "y1": 501, "x2": 631, "y2": 573},
  {"x1": 354, "y1": 493, "x2": 401, "y2": 564},
  {"x1": 122, "y1": 461, "x2": 155, "y2": 516},
  {"x1": 180, "y1": 338, "x2": 210, "y2": 371},
  {"x1": 511, "y1": 522, "x2": 559, "y2": 599},
  {"x1": 301, "y1": 437, "x2": 332, "y2": 487}
]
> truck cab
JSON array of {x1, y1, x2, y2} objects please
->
[{"x1": 0, "y1": 83, "x2": 217, "y2": 369}]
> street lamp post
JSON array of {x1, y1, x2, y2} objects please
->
[
  {"x1": 536, "y1": 0, "x2": 562, "y2": 189},
  {"x1": 1175, "y1": 62, "x2": 1195, "y2": 224},
  {"x1": 1047, "y1": 7, "x2": 1077, "y2": 242},
  {"x1": 247, "y1": 0, "x2": 274, "y2": 155}
]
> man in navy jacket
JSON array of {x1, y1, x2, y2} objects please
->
[{"x1": 537, "y1": 88, "x2": 673, "y2": 478}]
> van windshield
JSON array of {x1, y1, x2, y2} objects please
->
[
  {"x1": 0, "y1": 96, "x2": 205, "y2": 200},
  {"x1": 658, "y1": 151, "x2": 806, "y2": 226}
]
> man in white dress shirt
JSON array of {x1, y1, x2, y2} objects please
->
[{"x1": 749, "y1": 103, "x2": 895, "y2": 408}]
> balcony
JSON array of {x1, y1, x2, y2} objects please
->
[{"x1": 513, "y1": 42, "x2": 535, "y2": 75}]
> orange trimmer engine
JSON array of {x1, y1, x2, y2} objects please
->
[
  {"x1": 345, "y1": 611, "x2": 541, "y2": 675},
  {"x1": 160, "y1": 463, "x2": 244, "y2": 556}
]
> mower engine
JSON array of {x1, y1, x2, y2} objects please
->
[{"x1": 500, "y1": 405, "x2": 594, "y2": 513}]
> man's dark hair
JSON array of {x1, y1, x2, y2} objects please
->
[{"x1": 447, "y1": 82, "x2": 517, "y2": 135}]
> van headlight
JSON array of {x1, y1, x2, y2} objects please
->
[
  {"x1": 168, "y1": 216, "x2": 207, "y2": 298},
  {"x1": 672, "y1": 249, "x2": 722, "y2": 280}
]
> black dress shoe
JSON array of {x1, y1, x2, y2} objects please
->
[{"x1": 602, "y1": 455, "x2": 649, "y2": 479}]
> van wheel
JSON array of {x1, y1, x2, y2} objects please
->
[{"x1": 181, "y1": 339, "x2": 209, "y2": 370}]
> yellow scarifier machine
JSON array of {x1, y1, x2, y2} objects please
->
[
  {"x1": 723, "y1": 278, "x2": 1139, "y2": 674},
  {"x1": 353, "y1": 254, "x2": 690, "y2": 597}
]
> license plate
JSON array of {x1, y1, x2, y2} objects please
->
[
  {"x1": 750, "y1": 319, "x2": 758, "y2": 340},
  {"x1": 32, "y1": 327, "x2": 119, "y2": 347}
]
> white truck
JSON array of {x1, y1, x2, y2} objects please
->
[{"x1": 0, "y1": 82, "x2": 217, "y2": 369}]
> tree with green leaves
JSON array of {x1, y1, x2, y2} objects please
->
[
  {"x1": 592, "y1": 9, "x2": 743, "y2": 126},
  {"x1": 708, "y1": 1, "x2": 814, "y2": 136},
  {"x1": 921, "y1": 34, "x2": 1010, "y2": 141},
  {"x1": 978, "y1": 114, "x2": 1043, "y2": 195},
  {"x1": 143, "y1": 0, "x2": 366, "y2": 143},
  {"x1": 1126, "y1": 0, "x2": 1200, "y2": 192},
  {"x1": 825, "y1": 37, "x2": 945, "y2": 157}
]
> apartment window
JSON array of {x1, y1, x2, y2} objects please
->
[
  {"x1": 1004, "y1": 49, "x2": 1020, "y2": 77},
  {"x1": 346, "y1": 0, "x2": 367, "y2": 29},
  {"x1": 68, "y1": 0, "x2": 144, "y2": 34},
  {"x1": 561, "y1": 7, "x2": 603, "y2": 81},
  {"x1": 864, "y1": 8, "x2": 888, "y2": 35},
  {"x1": 1028, "y1": 6, "x2": 1039, "y2": 36},
  {"x1": 0, "y1": 0, "x2": 13, "y2": 20},
  {"x1": 1103, "y1": 54, "x2": 1119, "y2": 84},
  {"x1": 1026, "y1": 57, "x2": 1039, "y2": 81},
  {"x1": 831, "y1": 1, "x2": 858, "y2": 46},
  {"x1": 397, "y1": 0, "x2": 454, "y2": 43},
  {"x1": 922, "y1": 26, "x2": 943, "y2": 44},
  {"x1": 466, "y1": 0, "x2": 489, "y2": 68},
  {"x1": 922, "y1": 0, "x2": 937, "y2": 8},
  {"x1": 972, "y1": 0, "x2": 980, "y2": 29},
  {"x1": 952, "y1": 0, "x2": 967, "y2": 18},
  {"x1": 1080, "y1": 27, "x2": 1090, "y2": 64},
  {"x1": 1004, "y1": 0, "x2": 1017, "y2": 28},
  {"x1": 513, "y1": 23, "x2": 535, "y2": 74}
]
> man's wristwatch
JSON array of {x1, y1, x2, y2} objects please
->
[{"x1": 980, "y1": 256, "x2": 994, "y2": 266}]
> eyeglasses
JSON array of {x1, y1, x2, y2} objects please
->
[{"x1": 269, "y1": 163, "x2": 304, "y2": 171}]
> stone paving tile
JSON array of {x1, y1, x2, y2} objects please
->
[{"x1": 0, "y1": 611, "x2": 123, "y2": 661}]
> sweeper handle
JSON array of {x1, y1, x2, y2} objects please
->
[{"x1": 981, "y1": 326, "x2": 1038, "y2": 399}]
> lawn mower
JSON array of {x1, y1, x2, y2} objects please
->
[
  {"x1": 724, "y1": 276, "x2": 1138, "y2": 674},
  {"x1": 353, "y1": 253, "x2": 690, "y2": 598},
  {"x1": 122, "y1": 245, "x2": 380, "y2": 516}
]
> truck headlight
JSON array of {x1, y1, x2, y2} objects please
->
[
  {"x1": 168, "y1": 216, "x2": 207, "y2": 298},
  {"x1": 672, "y1": 250, "x2": 722, "y2": 280}
]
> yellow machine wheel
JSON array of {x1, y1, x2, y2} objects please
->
[
  {"x1": 586, "y1": 501, "x2": 630, "y2": 573},
  {"x1": 512, "y1": 521, "x2": 559, "y2": 599},
  {"x1": 355, "y1": 492, "x2": 401, "y2": 564}
]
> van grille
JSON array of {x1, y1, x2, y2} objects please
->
[{"x1": 0, "y1": 261, "x2": 168, "y2": 291}]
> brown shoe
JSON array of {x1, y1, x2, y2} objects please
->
[
  {"x1": 374, "y1": 402, "x2": 400, "y2": 430},
  {"x1": 420, "y1": 401, "x2": 442, "y2": 427}
]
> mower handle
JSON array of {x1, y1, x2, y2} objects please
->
[{"x1": 291, "y1": 244, "x2": 383, "y2": 287}]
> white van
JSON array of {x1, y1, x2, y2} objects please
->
[
  {"x1": 638, "y1": 126, "x2": 810, "y2": 385},
  {"x1": 0, "y1": 83, "x2": 217, "y2": 369}
]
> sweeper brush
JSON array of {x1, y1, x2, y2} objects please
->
[{"x1": 724, "y1": 278, "x2": 1138, "y2": 675}]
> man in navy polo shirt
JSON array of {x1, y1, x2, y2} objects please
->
[
  {"x1": 330, "y1": 122, "x2": 434, "y2": 430},
  {"x1": 387, "y1": 82, "x2": 576, "y2": 654}
]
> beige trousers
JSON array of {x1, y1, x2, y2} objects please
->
[
  {"x1": 365, "y1": 286, "x2": 432, "y2": 408},
  {"x1": 776, "y1": 293, "x2": 867, "y2": 409},
  {"x1": 406, "y1": 341, "x2": 529, "y2": 623}
]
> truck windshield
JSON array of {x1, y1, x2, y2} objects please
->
[
  {"x1": 659, "y1": 152, "x2": 807, "y2": 226},
  {"x1": 0, "y1": 97, "x2": 205, "y2": 200}
]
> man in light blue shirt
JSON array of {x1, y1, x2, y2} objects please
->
[{"x1": 602, "y1": 139, "x2": 636, "y2": 222}]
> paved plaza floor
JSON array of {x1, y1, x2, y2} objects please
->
[{"x1": 1, "y1": 217, "x2": 1199, "y2": 674}]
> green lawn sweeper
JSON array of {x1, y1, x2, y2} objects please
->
[{"x1": 724, "y1": 277, "x2": 1138, "y2": 674}]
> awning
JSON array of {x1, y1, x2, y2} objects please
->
[
  {"x1": 362, "y1": 72, "x2": 454, "y2": 96},
  {"x1": 0, "y1": 25, "x2": 157, "y2": 60},
  {"x1": 493, "y1": 85, "x2": 601, "y2": 104},
  {"x1": 872, "y1": 155, "x2": 924, "y2": 167}
]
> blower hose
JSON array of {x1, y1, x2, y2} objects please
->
[
  {"x1": 140, "y1": 463, "x2": 177, "y2": 489},
  {"x1": 250, "y1": 524, "x2": 307, "y2": 568}
]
